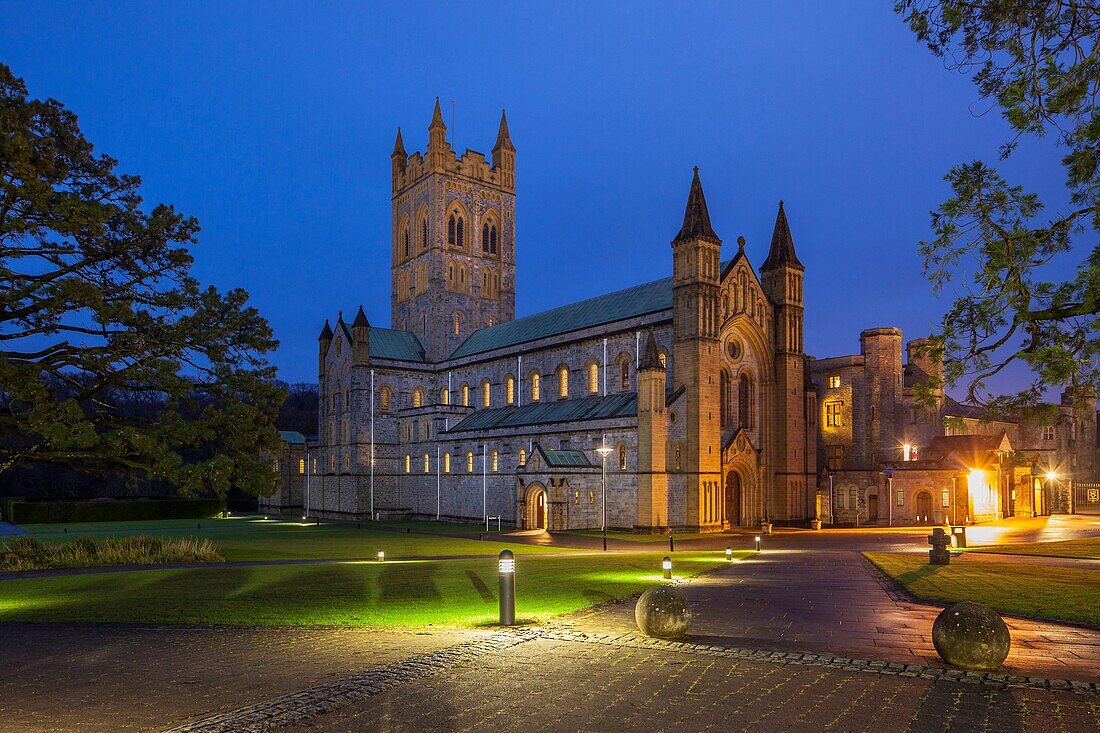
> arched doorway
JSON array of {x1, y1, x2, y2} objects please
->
[
  {"x1": 524, "y1": 484, "x2": 547, "y2": 530},
  {"x1": 725, "y1": 471, "x2": 742, "y2": 527},
  {"x1": 915, "y1": 491, "x2": 932, "y2": 523}
]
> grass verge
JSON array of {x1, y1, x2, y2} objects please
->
[
  {"x1": 0, "y1": 551, "x2": 741, "y2": 626},
  {"x1": 966, "y1": 538, "x2": 1100, "y2": 560},
  {"x1": 865, "y1": 552, "x2": 1100, "y2": 627},
  {"x1": 1, "y1": 535, "x2": 221, "y2": 571}
]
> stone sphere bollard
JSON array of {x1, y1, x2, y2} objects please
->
[
  {"x1": 635, "y1": 585, "x2": 692, "y2": 639},
  {"x1": 932, "y1": 601, "x2": 1011, "y2": 671}
]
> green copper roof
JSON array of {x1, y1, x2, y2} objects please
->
[
  {"x1": 448, "y1": 260, "x2": 731, "y2": 360},
  {"x1": 446, "y1": 391, "x2": 638, "y2": 433},
  {"x1": 278, "y1": 430, "x2": 307, "y2": 444},
  {"x1": 541, "y1": 448, "x2": 593, "y2": 468},
  {"x1": 370, "y1": 328, "x2": 426, "y2": 362}
]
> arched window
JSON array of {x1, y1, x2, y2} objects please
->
[
  {"x1": 298, "y1": 458, "x2": 305, "y2": 474},
  {"x1": 587, "y1": 362, "x2": 599, "y2": 394},
  {"x1": 620, "y1": 359, "x2": 631, "y2": 391},
  {"x1": 403, "y1": 226, "x2": 410, "y2": 259},
  {"x1": 466, "y1": 451, "x2": 474, "y2": 473},
  {"x1": 456, "y1": 217, "x2": 464, "y2": 248},
  {"x1": 531, "y1": 372, "x2": 541, "y2": 402},
  {"x1": 490, "y1": 225, "x2": 498, "y2": 254},
  {"x1": 720, "y1": 370, "x2": 732, "y2": 429},
  {"x1": 453, "y1": 312, "x2": 461, "y2": 336},
  {"x1": 404, "y1": 454, "x2": 411, "y2": 473},
  {"x1": 444, "y1": 452, "x2": 451, "y2": 473},
  {"x1": 379, "y1": 386, "x2": 391, "y2": 413},
  {"x1": 481, "y1": 379, "x2": 491, "y2": 408},
  {"x1": 423, "y1": 453, "x2": 430, "y2": 473},
  {"x1": 738, "y1": 373, "x2": 752, "y2": 429},
  {"x1": 658, "y1": 350, "x2": 668, "y2": 369},
  {"x1": 491, "y1": 449, "x2": 499, "y2": 472},
  {"x1": 505, "y1": 375, "x2": 515, "y2": 405},
  {"x1": 440, "y1": 387, "x2": 449, "y2": 405},
  {"x1": 412, "y1": 388, "x2": 423, "y2": 408},
  {"x1": 420, "y1": 217, "x2": 428, "y2": 251},
  {"x1": 557, "y1": 365, "x2": 569, "y2": 399},
  {"x1": 482, "y1": 223, "x2": 490, "y2": 252},
  {"x1": 518, "y1": 448, "x2": 526, "y2": 467},
  {"x1": 461, "y1": 383, "x2": 470, "y2": 407},
  {"x1": 618, "y1": 444, "x2": 627, "y2": 471},
  {"x1": 343, "y1": 454, "x2": 350, "y2": 471},
  {"x1": 448, "y1": 214, "x2": 456, "y2": 246}
]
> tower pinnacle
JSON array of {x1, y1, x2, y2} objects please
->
[
  {"x1": 673, "y1": 167, "x2": 720, "y2": 244},
  {"x1": 761, "y1": 200, "x2": 804, "y2": 271}
]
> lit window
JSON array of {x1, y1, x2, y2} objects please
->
[
  {"x1": 466, "y1": 452, "x2": 474, "y2": 473},
  {"x1": 587, "y1": 362, "x2": 599, "y2": 394},
  {"x1": 487, "y1": 316, "x2": 494, "y2": 327},
  {"x1": 574, "y1": 491, "x2": 580, "y2": 506},
  {"x1": 896, "y1": 489, "x2": 904, "y2": 506},
  {"x1": 849, "y1": 487, "x2": 858, "y2": 509},
  {"x1": 404, "y1": 454, "x2": 411, "y2": 473},
  {"x1": 444, "y1": 452, "x2": 451, "y2": 473},
  {"x1": 658, "y1": 351, "x2": 667, "y2": 368},
  {"x1": 412, "y1": 388, "x2": 423, "y2": 408},
  {"x1": 312, "y1": 457, "x2": 317, "y2": 473},
  {"x1": 558, "y1": 366, "x2": 568, "y2": 399},
  {"x1": 620, "y1": 360, "x2": 630, "y2": 390},
  {"x1": 343, "y1": 454, "x2": 350, "y2": 471},
  {"x1": 440, "y1": 387, "x2": 449, "y2": 405},
  {"x1": 518, "y1": 448, "x2": 526, "y2": 467},
  {"x1": 825, "y1": 401, "x2": 843, "y2": 428},
  {"x1": 531, "y1": 373, "x2": 541, "y2": 402},
  {"x1": 454, "y1": 312, "x2": 461, "y2": 336},
  {"x1": 828, "y1": 375, "x2": 840, "y2": 389},
  {"x1": 298, "y1": 459, "x2": 305, "y2": 475},
  {"x1": 505, "y1": 375, "x2": 515, "y2": 405},
  {"x1": 462, "y1": 383, "x2": 470, "y2": 406},
  {"x1": 423, "y1": 454, "x2": 430, "y2": 473},
  {"x1": 619, "y1": 445, "x2": 627, "y2": 471},
  {"x1": 1042, "y1": 426, "x2": 1055, "y2": 440},
  {"x1": 491, "y1": 450, "x2": 499, "y2": 472},
  {"x1": 482, "y1": 380, "x2": 491, "y2": 408},
  {"x1": 941, "y1": 490, "x2": 950, "y2": 507},
  {"x1": 588, "y1": 490, "x2": 595, "y2": 505}
]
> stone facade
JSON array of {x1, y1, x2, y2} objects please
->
[
  {"x1": 810, "y1": 330, "x2": 1098, "y2": 525},
  {"x1": 290, "y1": 104, "x2": 818, "y2": 531}
]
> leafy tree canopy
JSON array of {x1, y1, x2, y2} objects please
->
[
  {"x1": 897, "y1": 1, "x2": 1100, "y2": 414},
  {"x1": 0, "y1": 62, "x2": 283, "y2": 496}
]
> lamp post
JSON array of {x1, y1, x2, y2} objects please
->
[
  {"x1": 498, "y1": 550, "x2": 516, "y2": 625},
  {"x1": 754, "y1": 535, "x2": 761, "y2": 553},
  {"x1": 662, "y1": 556, "x2": 672, "y2": 580},
  {"x1": 596, "y1": 443, "x2": 613, "y2": 551},
  {"x1": 304, "y1": 448, "x2": 311, "y2": 522}
]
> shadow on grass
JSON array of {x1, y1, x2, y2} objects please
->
[
  {"x1": 894, "y1": 563, "x2": 943, "y2": 587},
  {"x1": 464, "y1": 569, "x2": 494, "y2": 601},
  {"x1": 379, "y1": 562, "x2": 441, "y2": 602}
]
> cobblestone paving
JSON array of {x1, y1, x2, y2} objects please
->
[
  {"x1": 0, "y1": 624, "x2": 477, "y2": 732},
  {"x1": 276, "y1": 637, "x2": 1100, "y2": 733}
]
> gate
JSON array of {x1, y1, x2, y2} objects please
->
[{"x1": 1075, "y1": 483, "x2": 1100, "y2": 515}]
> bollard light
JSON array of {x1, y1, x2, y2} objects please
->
[
  {"x1": 498, "y1": 550, "x2": 516, "y2": 626},
  {"x1": 725, "y1": 547, "x2": 733, "y2": 562},
  {"x1": 377, "y1": 550, "x2": 385, "y2": 562},
  {"x1": 754, "y1": 536, "x2": 761, "y2": 552},
  {"x1": 662, "y1": 556, "x2": 673, "y2": 580},
  {"x1": 669, "y1": 534, "x2": 675, "y2": 552}
]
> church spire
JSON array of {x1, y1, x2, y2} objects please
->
[
  {"x1": 391, "y1": 126, "x2": 406, "y2": 157},
  {"x1": 673, "y1": 167, "x2": 720, "y2": 244},
  {"x1": 761, "y1": 200, "x2": 804, "y2": 271},
  {"x1": 639, "y1": 331, "x2": 665, "y2": 372},
  {"x1": 493, "y1": 109, "x2": 514, "y2": 152},
  {"x1": 429, "y1": 97, "x2": 446, "y2": 131}
]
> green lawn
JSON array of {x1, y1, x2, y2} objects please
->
[
  {"x1": 19, "y1": 517, "x2": 570, "y2": 562},
  {"x1": 0, "y1": 551, "x2": 740, "y2": 627},
  {"x1": 966, "y1": 538, "x2": 1100, "y2": 560},
  {"x1": 865, "y1": 552, "x2": 1100, "y2": 627}
]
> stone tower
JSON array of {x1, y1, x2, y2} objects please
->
[
  {"x1": 390, "y1": 100, "x2": 516, "y2": 361},
  {"x1": 760, "y1": 201, "x2": 811, "y2": 520},
  {"x1": 636, "y1": 330, "x2": 668, "y2": 530},
  {"x1": 671, "y1": 168, "x2": 723, "y2": 531}
]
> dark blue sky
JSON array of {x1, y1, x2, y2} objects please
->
[{"x1": 1, "y1": 1, "x2": 1073, "y2": 386}]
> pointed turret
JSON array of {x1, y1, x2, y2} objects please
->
[
  {"x1": 428, "y1": 97, "x2": 448, "y2": 167},
  {"x1": 673, "y1": 167, "x2": 721, "y2": 245},
  {"x1": 391, "y1": 127, "x2": 407, "y2": 189},
  {"x1": 639, "y1": 331, "x2": 665, "y2": 372},
  {"x1": 352, "y1": 306, "x2": 370, "y2": 366},
  {"x1": 317, "y1": 320, "x2": 333, "y2": 378},
  {"x1": 761, "y1": 200, "x2": 804, "y2": 271},
  {"x1": 391, "y1": 127, "x2": 406, "y2": 157},
  {"x1": 493, "y1": 109, "x2": 514, "y2": 152}
]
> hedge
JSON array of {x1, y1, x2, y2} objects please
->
[{"x1": 7, "y1": 497, "x2": 226, "y2": 525}]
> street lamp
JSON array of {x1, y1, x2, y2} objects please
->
[
  {"x1": 754, "y1": 535, "x2": 761, "y2": 552},
  {"x1": 596, "y1": 444, "x2": 614, "y2": 551},
  {"x1": 725, "y1": 546, "x2": 733, "y2": 562}
]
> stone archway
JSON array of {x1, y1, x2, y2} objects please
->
[
  {"x1": 725, "y1": 471, "x2": 742, "y2": 527},
  {"x1": 524, "y1": 483, "x2": 548, "y2": 530},
  {"x1": 915, "y1": 491, "x2": 933, "y2": 523}
]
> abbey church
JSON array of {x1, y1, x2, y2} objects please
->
[{"x1": 262, "y1": 101, "x2": 1097, "y2": 530}]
